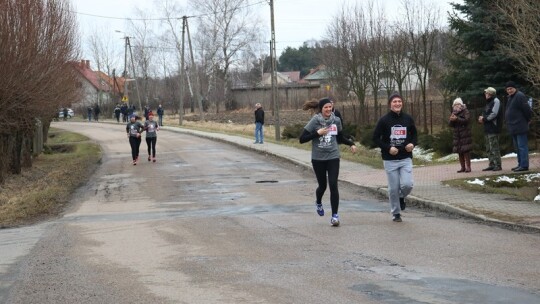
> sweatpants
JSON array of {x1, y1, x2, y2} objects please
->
[
  {"x1": 383, "y1": 158, "x2": 413, "y2": 215},
  {"x1": 312, "y1": 158, "x2": 340, "y2": 215}
]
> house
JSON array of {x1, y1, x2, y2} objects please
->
[
  {"x1": 300, "y1": 65, "x2": 329, "y2": 86},
  {"x1": 260, "y1": 71, "x2": 301, "y2": 86},
  {"x1": 71, "y1": 60, "x2": 121, "y2": 109}
]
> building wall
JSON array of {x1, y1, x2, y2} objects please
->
[{"x1": 231, "y1": 85, "x2": 328, "y2": 110}]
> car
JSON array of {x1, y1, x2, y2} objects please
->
[{"x1": 58, "y1": 108, "x2": 75, "y2": 118}]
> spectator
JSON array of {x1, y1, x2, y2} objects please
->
[
  {"x1": 505, "y1": 81, "x2": 533, "y2": 172},
  {"x1": 87, "y1": 106, "x2": 92, "y2": 122},
  {"x1": 449, "y1": 98, "x2": 472, "y2": 173},
  {"x1": 93, "y1": 104, "x2": 101, "y2": 122},
  {"x1": 121, "y1": 103, "x2": 128, "y2": 122},
  {"x1": 114, "y1": 104, "x2": 121, "y2": 123},
  {"x1": 157, "y1": 104, "x2": 164, "y2": 126},
  {"x1": 62, "y1": 107, "x2": 68, "y2": 121},
  {"x1": 478, "y1": 87, "x2": 502, "y2": 171},
  {"x1": 254, "y1": 103, "x2": 264, "y2": 144}
]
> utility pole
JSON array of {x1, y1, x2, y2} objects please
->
[
  {"x1": 185, "y1": 18, "x2": 205, "y2": 121},
  {"x1": 269, "y1": 0, "x2": 280, "y2": 141},
  {"x1": 178, "y1": 16, "x2": 187, "y2": 125}
]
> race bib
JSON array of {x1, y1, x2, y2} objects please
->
[{"x1": 327, "y1": 124, "x2": 338, "y2": 136}]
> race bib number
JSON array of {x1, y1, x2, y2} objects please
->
[
  {"x1": 391, "y1": 126, "x2": 407, "y2": 139},
  {"x1": 327, "y1": 124, "x2": 338, "y2": 136}
]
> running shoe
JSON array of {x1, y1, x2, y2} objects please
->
[
  {"x1": 148, "y1": 155, "x2": 151, "y2": 161},
  {"x1": 132, "y1": 159, "x2": 137, "y2": 166},
  {"x1": 316, "y1": 203, "x2": 324, "y2": 216},
  {"x1": 392, "y1": 214, "x2": 402, "y2": 222},
  {"x1": 152, "y1": 157, "x2": 156, "y2": 163},
  {"x1": 330, "y1": 214, "x2": 340, "y2": 226}
]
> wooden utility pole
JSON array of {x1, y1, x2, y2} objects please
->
[
  {"x1": 179, "y1": 16, "x2": 187, "y2": 125},
  {"x1": 185, "y1": 18, "x2": 205, "y2": 121},
  {"x1": 270, "y1": 0, "x2": 280, "y2": 141}
]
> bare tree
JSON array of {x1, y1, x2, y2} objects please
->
[
  {"x1": 494, "y1": 0, "x2": 540, "y2": 90},
  {"x1": 402, "y1": 0, "x2": 442, "y2": 133},
  {"x1": 0, "y1": 0, "x2": 79, "y2": 183},
  {"x1": 190, "y1": 0, "x2": 262, "y2": 113}
]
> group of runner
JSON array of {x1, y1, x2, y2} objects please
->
[{"x1": 126, "y1": 112, "x2": 160, "y2": 165}]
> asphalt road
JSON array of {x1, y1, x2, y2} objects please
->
[{"x1": 0, "y1": 122, "x2": 539, "y2": 303}]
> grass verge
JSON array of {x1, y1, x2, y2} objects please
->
[{"x1": 0, "y1": 128, "x2": 101, "y2": 228}]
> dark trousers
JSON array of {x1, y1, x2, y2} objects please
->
[
  {"x1": 129, "y1": 136, "x2": 141, "y2": 160},
  {"x1": 311, "y1": 158, "x2": 340, "y2": 215},
  {"x1": 146, "y1": 137, "x2": 157, "y2": 157}
]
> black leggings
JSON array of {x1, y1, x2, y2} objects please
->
[
  {"x1": 311, "y1": 158, "x2": 340, "y2": 215},
  {"x1": 129, "y1": 136, "x2": 141, "y2": 160},
  {"x1": 146, "y1": 137, "x2": 157, "y2": 157}
]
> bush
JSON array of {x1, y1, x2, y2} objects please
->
[
  {"x1": 282, "y1": 124, "x2": 304, "y2": 139},
  {"x1": 359, "y1": 126, "x2": 376, "y2": 148}
]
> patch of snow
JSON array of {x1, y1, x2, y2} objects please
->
[
  {"x1": 467, "y1": 178, "x2": 485, "y2": 186},
  {"x1": 524, "y1": 173, "x2": 540, "y2": 182},
  {"x1": 534, "y1": 195, "x2": 540, "y2": 202},
  {"x1": 494, "y1": 176, "x2": 517, "y2": 183}
]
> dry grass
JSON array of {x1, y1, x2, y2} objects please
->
[{"x1": 0, "y1": 129, "x2": 101, "y2": 228}]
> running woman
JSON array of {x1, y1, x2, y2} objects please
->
[
  {"x1": 126, "y1": 115, "x2": 144, "y2": 165},
  {"x1": 144, "y1": 112, "x2": 159, "y2": 162},
  {"x1": 299, "y1": 98, "x2": 357, "y2": 226}
]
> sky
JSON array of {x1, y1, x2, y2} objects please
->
[{"x1": 72, "y1": 0, "x2": 463, "y2": 58}]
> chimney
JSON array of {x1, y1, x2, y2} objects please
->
[
  {"x1": 85, "y1": 60, "x2": 90, "y2": 69},
  {"x1": 80, "y1": 59, "x2": 85, "y2": 68}
]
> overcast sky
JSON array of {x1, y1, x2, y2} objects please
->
[{"x1": 72, "y1": 0, "x2": 462, "y2": 57}]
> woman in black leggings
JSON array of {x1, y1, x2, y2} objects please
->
[
  {"x1": 126, "y1": 115, "x2": 144, "y2": 165},
  {"x1": 299, "y1": 98, "x2": 357, "y2": 226}
]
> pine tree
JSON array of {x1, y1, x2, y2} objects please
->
[{"x1": 445, "y1": 0, "x2": 526, "y2": 103}]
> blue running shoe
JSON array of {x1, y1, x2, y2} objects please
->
[
  {"x1": 316, "y1": 203, "x2": 324, "y2": 216},
  {"x1": 330, "y1": 214, "x2": 340, "y2": 226}
]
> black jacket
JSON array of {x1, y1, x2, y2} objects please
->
[
  {"x1": 372, "y1": 110, "x2": 418, "y2": 161},
  {"x1": 505, "y1": 90, "x2": 532, "y2": 135},
  {"x1": 482, "y1": 96, "x2": 501, "y2": 134},
  {"x1": 255, "y1": 108, "x2": 264, "y2": 124}
]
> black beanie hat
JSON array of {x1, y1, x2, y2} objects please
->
[
  {"x1": 318, "y1": 98, "x2": 332, "y2": 111},
  {"x1": 505, "y1": 81, "x2": 517, "y2": 89},
  {"x1": 388, "y1": 92, "x2": 403, "y2": 104}
]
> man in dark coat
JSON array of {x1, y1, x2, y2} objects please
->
[
  {"x1": 505, "y1": 81, "x2": 533, "y2": 172},
  {"x1": 254, "y1": 103, "x2": 264, "y2": 144}
]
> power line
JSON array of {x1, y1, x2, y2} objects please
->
[{"x1": 69, "y1": 0, "x2": 268, "y2": 22}]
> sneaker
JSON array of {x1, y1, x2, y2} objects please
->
[
  {"x1": 511, "y1": 166, "x2": 520, "y2": 171},
  {"x1": 132, "y1": 160, "x2": 137, "y2": 166},
  {"x1": 392, "y1": 214, "x2": 402, "y2": 222},
  {"x1": 331, "y1": 214, "x2": 340, "y2": 226},
  {"x1": 152, "y1": 157, "x2": 156, "y2": 163},
  {"x1": 316, "y1": 203, "x2": 324, "y2": 216},
  {"x1": 400, "y1": 197, "x2": 406, "y2": 211},
  {"x1": 148, "y1": 155, "x2": 151, "y2": 161}
]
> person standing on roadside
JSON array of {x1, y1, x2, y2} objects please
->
[
  {"x1": 144, "y1": 112, "x2": 159, "y2": 163},
  {"x1": 372, "y1": 92, "x2": 417, "y2": 223},
  {"x1": 478, "y1": 87, "x2": 502, "y2": 171},
  {"x1": 62, "y1": 107, "x2": 68, "y2": 121},
  {"x1": 505, "y1": 81, "x2": 533, "y2": 172},
  {"x1": 254, "y1": 103, "x2": 265, "y2": 144},
  {"x1": 121, "y1": 103, "x2": 128, "y2": 122},
  {"x1": 126, "y1": 115, "x2": 144, "y2": 165},
  {"x1": 300, "y1": 98, "x2": 357, "y2": 227},
  {"x1": 87, "y1": 106, "x2": 92, "y2": 122},
  {"x1": 114, "y1": 104, "x2": 121, "y2": 123},
  {"x1": 93, "y1": 104, "x2": 101, "y2": 122},
  {"x1": 449, "y1": 98, "x2": 472, "y2": 173},
  {"x1": 157, "y1": 104, "x2": 164, "y2": 126}
]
